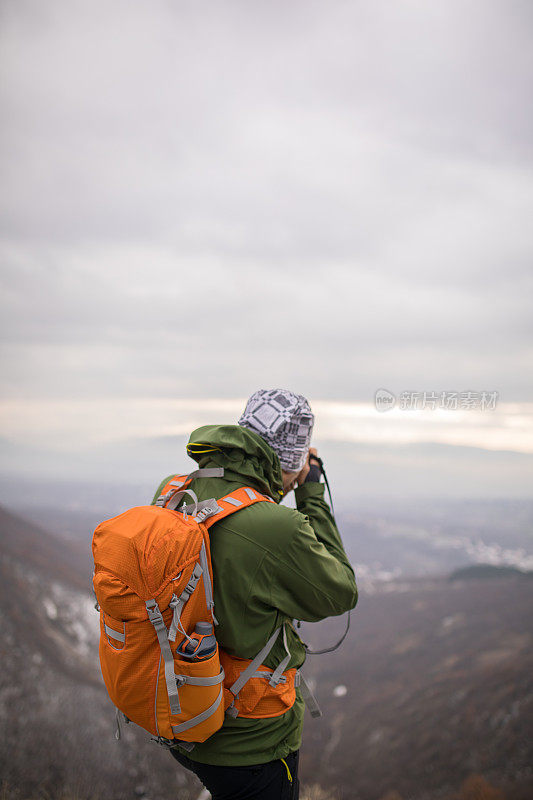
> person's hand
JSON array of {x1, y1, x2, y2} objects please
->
[{"x1": 296, "y1": 447, "x2": 319, "y2": 486}]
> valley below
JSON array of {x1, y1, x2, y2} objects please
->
[{"x1": 1, "y1": 504, "x2": 531, "y2": 800}]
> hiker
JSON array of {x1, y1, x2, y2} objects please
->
[{"x1": 153, "y1": 388, "x2": 358, "y2": 799}]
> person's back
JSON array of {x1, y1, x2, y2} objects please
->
[{"x1": 153, "y1": 390, "x2": 358, "y2": 798}]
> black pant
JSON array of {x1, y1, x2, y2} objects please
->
[{"x1": 170, "y1": 747, "x2": 300, "y2": 800}]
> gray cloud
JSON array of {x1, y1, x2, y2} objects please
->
[{"x1": 1, "y1": 0, "x2": 532, "y2": 407}]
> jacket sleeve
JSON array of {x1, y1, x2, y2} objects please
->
[{"x1": 267, "y1": 482, "x2": 358, "y2": 622}]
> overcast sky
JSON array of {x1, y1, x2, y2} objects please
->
[{"x1": 1, "y1": 0, "x2": 532, "y2": 496}]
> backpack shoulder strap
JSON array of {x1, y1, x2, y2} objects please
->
[
  {"x1": 156, "y1": 472, "x2": 274, "y2": 524},
  {"x1": 203, "y1": 486, "x2": 274, "y2": 529}
]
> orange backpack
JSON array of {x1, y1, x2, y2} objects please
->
[{"x1": 92, "y1": 468, "x2": 320, "y2": 748}]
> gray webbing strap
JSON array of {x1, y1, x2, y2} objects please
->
[
  {"x1": 198, "y1": 542, "x2": 218, "y2": 625},
  {"x1": 114, "y1": 707, "x2": 130, "y2": 740},
  {"x1": 172, "y1": 498, "x2": 222, "y2": 520},
  {"x1": 174, "y1": 739, "x2": 195, "y2": 752},
  {"x1": 175, "y1": 667, "x2": 224, "y2": 687},
  {"x1": 171, "y1": 686, "x2": 224, "y2": 735},
  {"x1": 115, "y1": 707, "x2": 121, "y2": 741},
  {"x1": 156, "y1": 468, "x2": 225, "y2": 505},
  {"x1": 166, "y1": 488, "x2": 199, "y2": 514},
  {"x1": 268, "y1": 623, "x2": 291, "y2": 687},
  {"x1": 146, "y1": 599, "x2": 181, "y2": 715},
  {"x1": 297, "y1": 672, "x2": 322, "y2": 718},
  {"x1": 169, "y1": 468, "x2": 224, "y2": 488},
  {"x1": 104, "y1": 623, "x2": 125, "y2": 643},
  {"x1": 168, "y1": 563, "x2": 203, "y2": 642},
  {"x1": 228, "y1": 627, "x2": 282, "y2": 698},
  {"x1": 167, "y1": 597, "x2": 186, "y2": 644},
  {"x1": 253, "y1": 671, "x2": 287, "y2": 683},
  {"x1": 194, "y1": 499, "x2": 223, "y2": 523}
]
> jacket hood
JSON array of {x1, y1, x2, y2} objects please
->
[{"x1": 186, "y1": 424, "x2": 284, "y2": 501}]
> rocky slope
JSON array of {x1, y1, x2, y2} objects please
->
[
  {"x1": 0, "y1": 505, "x2": 201, "y2": 800},
  {"x1": 1, "y1": 505, "x2": 531, "y2": 800}
]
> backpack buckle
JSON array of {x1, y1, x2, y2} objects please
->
[{"x1": 145, "y1": 600, "x2": 166, "y2": 630}]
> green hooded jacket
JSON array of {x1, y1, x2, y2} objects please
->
[{"x1": 151, "y1": 424, "x2": 358, "y2": 766}]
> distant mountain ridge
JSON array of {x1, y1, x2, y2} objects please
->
[{"x1": 449, "y1": 563, "x2": 533, "y2": 581}]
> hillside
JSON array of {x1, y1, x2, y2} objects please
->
[
  {"x1": 0, "y1": 506, "x2": 202, "y2": 800},
  {"x1": 298, "y1": 575, "x2": 533, "y2": 799},
  {"x1": 0, "y1": 505, "x2": 532, "y2": 800}
]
